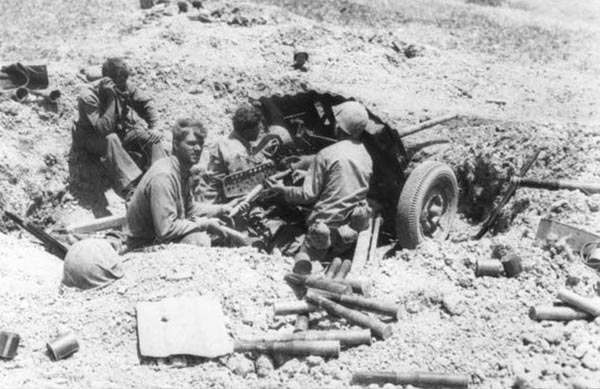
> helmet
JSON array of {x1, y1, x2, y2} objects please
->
[
  {"x1": 333, "y1": 101, "x2": 369, "y2": 137},
  {"x1": 62, "y1": 239, "x2": 124, "y2": 290}
]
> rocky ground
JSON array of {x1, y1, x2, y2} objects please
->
[{"x1": 1, "y1": 0, "x2": 600, "y2": 388}]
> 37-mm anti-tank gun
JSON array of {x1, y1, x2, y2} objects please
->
[{"x1": 215, "y1": 91, "x2": 459, "y2": 251}]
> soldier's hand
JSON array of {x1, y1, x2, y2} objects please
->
[
  {"x1": 291, "y1": 169, "x2": 307, "y2": 184},
  {"x1": 264, "y1": 177, "x2": 285, "y2": 194},
  {"x1": 147, "y1": 130, "x2": 162, "y2": 144},
  {"x1": 199, "y1": 217, "x2": 225, "y2": 234},
  {"x1": 280, "y1": 156, "x2": 300, "y2": 169},
  {"x1": 98, "y1": 77, "x2": 117, "y2": 99}
]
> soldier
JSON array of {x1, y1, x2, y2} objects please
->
[
  {"x1": 73, "y1": 57, "x2": 167, "y2": 198},
  {"x1": 125, "y1": 118, "x2": 233, "y2": 250},
  {"x1": 197, "y1": 104, "x2": 271, "y2": 204},
  {"x1": 265, "y1": 101, "x2": 373, "y2": 274}
]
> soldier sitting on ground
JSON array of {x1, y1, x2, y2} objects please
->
[
  {"x1": 125, "y1": 118, "x2": 237, "y2": 250},
  {"x1": 265, "y1": 101, "x2": 373, "y2": 274},
  {"x1": 198, "y1": 104, "x2": 272, "y2": 204},
  {"x1": 73, "y1": 57, "x2": 167, "y2": 199}
]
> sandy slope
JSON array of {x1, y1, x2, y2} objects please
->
[{"x1": 1, "y1": 0, "x2": 599, "y2": 388}]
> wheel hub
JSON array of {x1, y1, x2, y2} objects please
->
[{"x1": 421, "y1": 192, "x2": 446, "y2": 236}]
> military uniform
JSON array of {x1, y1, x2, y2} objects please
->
[
  {"x1": 197, "y1": 130, "x2": 270, "y2": 204},
  {"x1": 126, "y1": 156, "x2": 212, "y2": 250},
  {"x1": 280, "y1": 139, "x2": 373, "y2": 261},
  {"x1": 74, "y1": 79, "x2": 166, "y2": 195}
]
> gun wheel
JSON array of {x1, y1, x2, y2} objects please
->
[{"x1": 396, "y1": 161, "x2": 458, "y2": 249}]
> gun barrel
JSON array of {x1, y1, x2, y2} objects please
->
[
  {"x1": 512, "y1": 177, "x2": 600, "y2": 195},
  {"x1": 352, "y1": 371, "x2": 469, "y2": 388},
  {"x1": 396, "y1": 113, "x2": 458, "y2": 138}
]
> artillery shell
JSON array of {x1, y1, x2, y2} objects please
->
[
  {"x1": 292, "y1": 253, "x2": 312, "y2": 275},
  {"x1": 325, "y1": 257, "x2": 342, "y2": 279},
  {"x1": 529, "y1": 306, "x2": 591, "y2": 321},
  {"x1": 352, "y1": 371, "x2": 469, "y2": 388},
  {"x1": 239, "y1": 329, "x2": 371, "y2": 348},
  {"x1": 337, "y1": 277, "x2": 373, "y2": 296},
  {"x1": 0, "y1": 331, "x2": 20, "y2": 360},
  {"x1": 294, "y1": 314, "x2": 309, "y2": 333},
  {"x1": 47, "y1": 333, "x2": 79, "y2": 361},
  {"x1": 234, "y1": 340, "x2": 339, "y2": 358},
  {"x1": 557, "y1": 288, "x2": 600, "y2": 317},
  {"x1": 333, "y1": 259, "x2": 352, "y2": 280},
  {"x1": 501, "y1": 253, "x2": 523, "y2": 278},
  {"x1": 273, "y1": 300, "x2": 318, "y2": 316},
  {"x1": 475, "y1": 259, "x2": 502, "y2": 277},
  {"x1": 305, "y1": 291, "x2": 393, "y2": 339}
]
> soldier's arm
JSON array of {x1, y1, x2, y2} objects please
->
[
  {"x1": 188, "y1": 201, "x2": 226, "y2": 218},
  {"x1": 281, "y1": 153, "x2": 325, "y2": 205},
  {"x1": 128, "y1": 86, "x2": 159, "y2": 129},
  {"x1": 196, "y1": 145, "x2": 228, "y2": 205},
  {"x1": 149, "y1": 174, "x2": 204, "y2": 242},
  {"x1": 78, "y1": 90, "x2": 119, "y2": 136}
]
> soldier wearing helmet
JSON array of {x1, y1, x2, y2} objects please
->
[{"x1": 265, "y1": 101, "x2": 373, "y2": 274}]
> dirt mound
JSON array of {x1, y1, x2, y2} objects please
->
[{"x1": 1, "y1": 0, "x2": 600, "y2": 388}]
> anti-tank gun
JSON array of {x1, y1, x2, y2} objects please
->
[
  {"x1": 215, "y1": 91, "x2": 460, "y2": 251},
  {"x1": 255, "y1": 91, "x2": 459, "y2": 250},
  {"x1": 215, "y1": 122, "x2": 336, "y2": 220}
]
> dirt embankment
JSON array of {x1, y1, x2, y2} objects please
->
[{"x1": 1, "y1": 1, "x2": 600, "y2": 388}]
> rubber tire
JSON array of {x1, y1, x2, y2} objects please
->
[{"x1": 396, "y1": 161, "x2": 458, "y2": 249}]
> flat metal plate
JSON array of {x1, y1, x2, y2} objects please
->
[
  {"x1": 536, "y1": 218, "x2": 600, "y2": 253},
  {"x1": 221, "y1": 162, "x2": 276, "y2": 198},
  {"x1": 136, "y1": 295, "x2": 233, "y2": 358}
]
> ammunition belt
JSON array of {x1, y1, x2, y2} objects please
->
[{"x1": 220, "y1": 162, "x2": 276, "y2": 198}]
